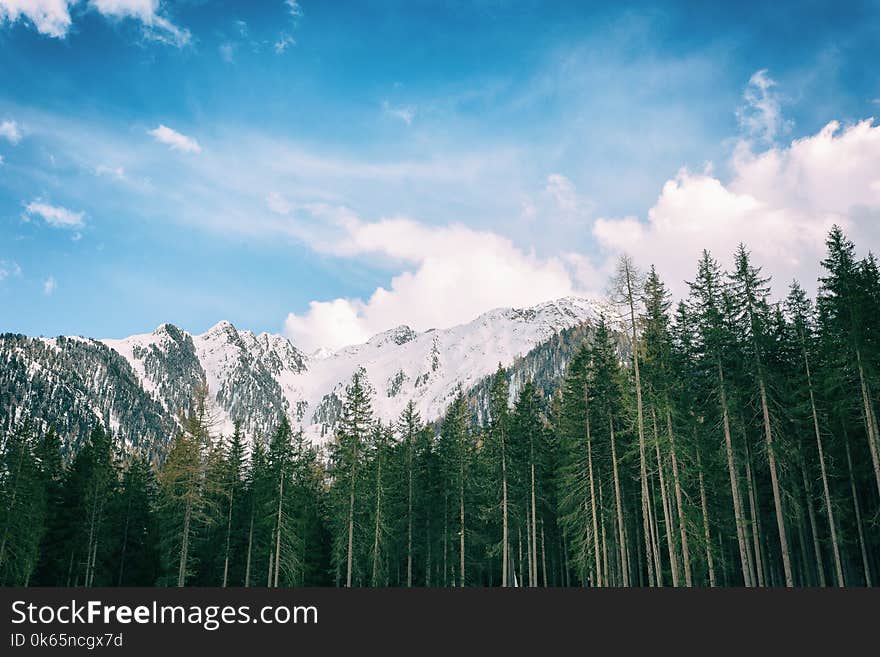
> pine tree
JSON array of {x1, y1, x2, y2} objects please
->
[{"x1": 329, "y1": 368, "x2": 373, "y2": 587}]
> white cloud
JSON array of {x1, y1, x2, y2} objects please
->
[
  {"x1": 266, "y1": 191, "x2": 292, "y2": 215},
  {"x1": 285, "y1": 0, "x2": 302, "y2": 18},
  {"x1": 0, "y1": 260, "x2": 22, "y2": 281},
  {"x1": 95, "y1": 163, "x2": 126, "y2": 180},
  {"x1": 544, "y1": 173, "x2": 578, "y2": 213},
  {"x1": 283, "y1": 212, "x2": 594, "y2": 351},
  {"x1": 0, "y1": 155, "x2": 4, "y2": 166},
  {"x1": 43, "y1": 275, "x2": 56, "y2": 295},
  {"x1": 90, "y1": 0, "x2": 190, "y2": 47},
  {"x1": 219, "y1": 42, "x2": 235, "y2": 63},
  {"x1": 0, "y1": 0, "x2": 74, "y2": 38},
  {"x1": 25, "y1": 200, "x2": 86, "y2": 228},
  {"x1": 593, "y1": 118, "x2": 880, "y2": 298},
  {"x1": 736, "y1": 69, "x2": 791, "y2": 144},
  {"x1": 0, "y1": 119, "x2": 22, "y2": 144},
  {"x1": 0, "y1": 0, "x2": 189, "y2": 44},
  {"x1": 148, "y1": 124, "x2": 201, "y2": 153},
  {"x1": 382, "y1": 101, "x2": 416, "y2": 125},
  {"x1": 274, "y1": 33, "x2": 295, "y2": 54},
  {"x1": 273, "y1": 1, "x2": 301, "y2": 53}
]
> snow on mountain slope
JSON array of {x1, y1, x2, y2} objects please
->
[{"x1": 98, "y1": 296, "x2": 615, "y2": 441}]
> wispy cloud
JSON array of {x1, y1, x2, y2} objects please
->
[
  {"x1": 25, "y1": 200, "x2": 86, "y2": 228},
  {"x1": 95, "y1": 164, "x2": 126, "y2": 180},
  {"x1": 0, "y1": 119, "x2": 21, "y2": 144},
  {"x1": 274, "y1": 0, "x2": 302, "y2": 54},
  {"x1": 382, "y1": 101, "x2": 416, "y2": 125},
  {"x1": 148, "y1": 124, "x2": 201, "y2": 153},
  {"x1": 219, "y1": 42, "x2": 235, "y2": 63},
  {"x1": 43, "y1": 275, "x2": 56, "y2": 295},
  {"x1": 737, "y1": 69, "x2": 791, "y2": 143},
  {"x1": 90, "y1": 0, "x2": 191, "y2": 47},
  {"x1": 266, "y1": 191, "x2": 292, "y2": 215},
  {"x1": 0, "y1": 259, "x2": 22, "y2": 281},
  {"x1": 274, "y1": 33, "x2": 295, "y2": 54}
]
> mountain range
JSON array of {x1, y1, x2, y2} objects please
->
[{"x1": 0, "y1": 296, "x2": 617, "y2": 455}]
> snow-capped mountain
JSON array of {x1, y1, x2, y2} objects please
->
[{"x1": 1, "y1": 296, "x2": 617, "y2": 452}]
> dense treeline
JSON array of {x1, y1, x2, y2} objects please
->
[{"x1": 1, "y1": 226, "x2": 879, "y2": 587}]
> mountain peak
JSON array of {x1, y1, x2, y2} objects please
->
[
  {"x1": 367, "y1": 324, "x2": 419, "y2": 348},
  {"x1": 203, "y1": 319, "x2": 237, "y2": 335}
]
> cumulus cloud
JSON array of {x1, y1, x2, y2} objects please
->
[
  {"x1": 0, "y1": 0, "x2": 74, "y2": 38},
  {"x1": 0, "y1": 260, "x2": 22, "y2": 281},
  {"x1": 285, "y1": 83, "x2": 880, "y2": 354},
  {"x1": 148, "y1": 124, "x2": 201, "y2": 153},
  {"x1": 0, "y1": 0, "x2": 189, "y2": 44},
  {"x1": 593, "y1": 118, "x2": 880, "y2": 298},
  {"x1": 25, "y1": 201, "x2": 86, "y2": 228},
  {"x1": 283, "y1": 213, "x2": 594, "y2": 352},
  {"x1": 43, "y1": 275, "x2": 56, "y2": 295}
]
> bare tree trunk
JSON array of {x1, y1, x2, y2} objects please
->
[
  {"x1": 526, "y1": 512, "x2": 533, "y2": 587},
  {"x1": 856, "y1": 349, "x2": 880, "y2": 498},
  {"x1": 443, "y1": 491, "x2": 448, "y2": 586},
  {"x1": 758, "y1": 378, "x2": 793, "y2": 587},
  {"x1": 222, "y1": 485, "x2": 234, "y2": 587},
  {"x1": 371, "y1": 447, "x2": 383, "y2": 587},
  {"x1": 273, "y1": 471, "x2": 284, "y2": 588},
  {"x1": 667, "y1": 405, "x2": 692, "y2": 585},
  {"x1": 84, "y1": 479, "x2": 101, "y2": 587},
  {"x1": 517, "y1": 527, "x2": 523, "y2": 587},
  {"x1": 801, "y1": 340, "x2": 844, "y2": 585},
  {"x1": 0, "y1": 439, "x2": 25, "y2": 571},
  {"x1": 177, "y1": 495, "x2": 192, "y2": 588},
  {"x1": 586, "y1": 398, "x2": 602, "y2": 586},
  {"x1": 653, "y1": 407, "x2": 679, "y2": 585},
  {"x1": 609, "y1": 413, "x2": 629, "y2": 586},
  {"x1": 599, "y1": 476, "x2": 610, "y2": 586},
  {"x1": 718, "y1": 363, "x2": 752, "y2": 586},
  {"x1": 800, "y1": 462, "x2": 826, "y2": 586},
  {"x1": 346, "y1": 468, "x2": 356, "y2": 588},
  {"x1": 530, "y1": 455, "x2": 538, "y2": 587},
  {"x1": 117, "y1": 497, "x2": 131, "y2": 586},
  {"x1": 647, "y1": 478, "x2": 663, "y2": 585},
  {"x1": 619, "y1": 259, "x2": 654, "y2": 589},
  {"x1": 425, "y1": 517, "x2": 432, "y2": 587},
  {"x1": 244, "y1": 511, "x2": 253, "y2": 587},
  {"x1": 501, "y1": 423, "x2": 509, "y2": 587},
  {"x1": 267, "y1": 535, "x2": 274, "y2": 587},
  {"x1": 459, "y1": 452, "x2": 466, "y2": 587},
  {"x1": 795, "y1": 503, "x2": 811, "y2": 586},
  {"x1": 844, "y1": 434, "x2": 873, "y2": 586},
  {"x1": 696, "y1": 444, "x2": 716, "y2": 587},
  {"x1": 743, "y1": 437, "x2": 765, "y2": 587},
  {"x1": 407, "y1": 432, "x2": 414, "y2": 588},
  {"x1": 540, "y1": 519, "x2": 548, "y2": 587}
]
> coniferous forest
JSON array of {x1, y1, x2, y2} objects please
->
[{"x1": 2, "y1": 227, "x2": 880, "y2": 588}]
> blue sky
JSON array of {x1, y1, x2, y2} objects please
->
[{"x1": 2, "y1": 1, "x2": 880, "y2": 348}]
